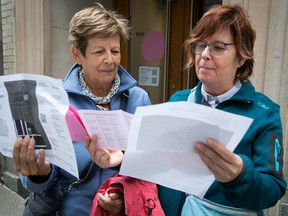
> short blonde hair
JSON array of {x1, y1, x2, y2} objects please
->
[{"x1": 68, "y1": 3, "x2": 130, "y2": 56}]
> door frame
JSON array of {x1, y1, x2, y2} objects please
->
[{"x1": 113, "y1": 0, "x2": 199, "y2": 102}]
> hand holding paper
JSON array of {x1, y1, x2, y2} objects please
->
[
  {"x1": 84, "y1": 135, "x2": 124, "y2": 169},
  {"x1": 0, "y1": 73, "x2": 134, "y2": 178},
  {"x1": 0, "y1": 74, "x2": 79, "y2": 177}
]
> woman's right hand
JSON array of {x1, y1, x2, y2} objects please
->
[{"x1": 13, "y1": 136, "x2": 51, "y2": 176}]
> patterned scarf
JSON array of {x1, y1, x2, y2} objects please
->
[{"x1": 78, "y1": 68, "x2": 120, "y2": 111}]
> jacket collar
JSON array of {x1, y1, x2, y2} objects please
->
[
  {"x1": 195, "y1": 80, "x2": 254, "y2": 104},
  {"x1": 63, "y1": 63, "x2": 137, "y2": 95}
]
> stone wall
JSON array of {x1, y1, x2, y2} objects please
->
[{"x1": 1, "y1": 0, "x2": 14, "y2": 75}]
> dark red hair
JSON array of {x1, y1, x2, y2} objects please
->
[{"x1": 184, "y1": 4, "x2": 256, "y2": 82}]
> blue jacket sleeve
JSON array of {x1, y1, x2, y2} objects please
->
[
  {"x1": 21, "y1": 165, "x2": 59, "y2": 192},
  {"x1": 216, "y1": 103, "x2": 286, "y2": 211}
]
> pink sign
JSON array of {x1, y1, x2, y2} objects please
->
[{"x1": 141, "y1": 31, "x2": 165, "y2": 62}]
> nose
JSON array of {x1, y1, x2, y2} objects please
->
[
  {"x1": 104, "y1": 52, "x2": 113, "y2": 64},
  {"x1": 201, "y1": 45, "x2": 211, "y2": 60}
]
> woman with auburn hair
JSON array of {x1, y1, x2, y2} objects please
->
[{"x1": 158, "y1": 4, "x2": 286, "y2": 216}]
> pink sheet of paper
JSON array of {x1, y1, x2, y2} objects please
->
[{"x1": 65, "y1": 105, "x2": 88, "y2": 141}]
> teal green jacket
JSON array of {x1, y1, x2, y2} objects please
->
[{"x1": 159, "y1": 81, "x2": 286, "y2": 215}]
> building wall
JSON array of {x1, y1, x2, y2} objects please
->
[
  {"x1": 0, "y1": 2, "x2": 3, "y2": 76},
  {"x1": 1, "y1": 0, "x2": 14, "y2": 75},
  {"x1": 223, "y1": 0, "x2": 288, "y2": 127}
]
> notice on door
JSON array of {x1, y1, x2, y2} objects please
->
[{"x1": 138, "y1": 66, "x2": 160, "y2": 87}]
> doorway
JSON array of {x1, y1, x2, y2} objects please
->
[{"x1": 113, "y1": 0, "x2": 222, "y2": 104}]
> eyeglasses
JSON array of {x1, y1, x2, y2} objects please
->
[{"x1": 191, "y1": 41, "x2": 235, "y2": 56}]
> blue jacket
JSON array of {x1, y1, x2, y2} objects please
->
[
  {"x1": 21, "y1": 63, "x2": 151, "y2": 215},
  {"x1": 159, "y1": 81, "x2": 286, "y2": 215}
]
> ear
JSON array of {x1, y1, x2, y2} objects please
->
[
  {"x1": 71, "y1": 45, "x2": 82, "y2": 65},
  {"x1": 237, "y1": 58, "x2": 245, "y2": 68}
]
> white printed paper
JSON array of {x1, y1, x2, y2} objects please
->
[
  {"x1": 0, "y1": 74, "x2": 78, "y2": 177},
  {"x1": 0, "y1": 74, "x2": 134, "y2": 178},
  {"x1": 120, "y1": 101, "x2": 253, "y2": 198},
  {"x1": 77, "y1": 109, "x2": 133, "y2": 150}
]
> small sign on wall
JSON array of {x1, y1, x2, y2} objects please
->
[{"x1": 138, "y1": 66, "x2": 160, "y2": 87}]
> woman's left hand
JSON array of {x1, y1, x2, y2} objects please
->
[
  {"x1": 98, "y1": 192, "x2": 125, "y2": 214},
  {"x1": 84, "y1": 135, "x2": 124, "y2": 168},
  {"x1": 195, "y1": 138, "x2": 244, "y2": 183}
]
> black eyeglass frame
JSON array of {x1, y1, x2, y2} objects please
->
[{"x1": 191, "y1": 41, "x2": 235, "y2": 56}]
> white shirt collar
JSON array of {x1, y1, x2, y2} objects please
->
[{"x1": 201, "y1": 80, "x2": 242, "y2": 107}]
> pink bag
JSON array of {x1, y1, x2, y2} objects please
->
[{"x1": 90, "y1": 174, "x2": 165, "y2": 216}]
